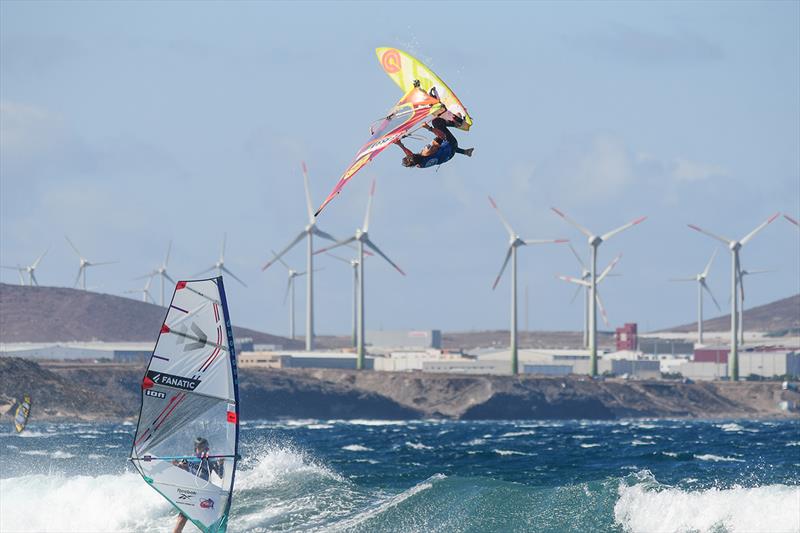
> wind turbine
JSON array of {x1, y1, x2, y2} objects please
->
[
  {"x1": 195, "y1": 234, "x2": 247, "y2": 287},
  {"x1": 65, "y1": 236, "x2": 117, "y2": 290},
  {"x1": 315, "y1": 180, "x2": 405, "y2": 369},
  {"x1": 737, "y1": 266, "x2": 774, "y2": 346},
  {"x1": 551, "y1": 209, "x2": 646, "y2": 376},
  {"x1": 688, "y1": 212, "x2": 779, "y2": 380},
  {"x1": 326, "y1": 252, "x2": 363, "y2": 347},
  {"x1": 262, "y1": 162, "x2": 342, "y2": 351},
  {"x1": 669, "y1": 250, "x2": 721, "y2": 345},
  {"x1": 269, "y1": 250, "x2": 308, "y2": 340},
  {"x1": 784, "y1": 214, "x2": 799, "y2": 228},
  {"x1": 489, "y1": 197, "x2": 568, "y2": 375},
  {"x1": 558, "y1": 253, "x2": 622, "y2": 332},
  {"x1": 1, "y1": 264, "x2": 26, "y2": 285},
  {"x1": 137, "y1": 241, "x2": 176, "y2": 306},
  {"x1": 125, "y1": 274, "x2": 156, "y2": 303}
]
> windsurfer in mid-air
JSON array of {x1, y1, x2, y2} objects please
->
[
  {"x1": 394, "y1": 115, "x2": 474, "y2": 168},
  {"x1": 172, "y1": 437, "x2": 225, "y2": 533}
]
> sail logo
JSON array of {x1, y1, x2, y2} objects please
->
[
  {"x1": 147, "y1": 371, "x2": 201, "y2": 391},
  {"x1": 144, "y1": 389, "x2": 166, "y2": 399},
  {"x1": 200, "y1": 498, "x2": 215, "y2": 509}
]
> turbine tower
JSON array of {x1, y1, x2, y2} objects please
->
[
  {"x1": 551, "y1": 209, "x2": 646, "y2": 376},
  {"x1": 688, "y1": 212, "x2": 779, "y2": 380},
  {"x1": 262, "y1": 162, "x2": 342, "y2": 351},
  {"x1": 565, "y1": 244, "x2": 591, "y2": 348},
  {"x1": 669, "y1": 250, "x2": 721, "y2": 345},
  {"x1": 315, "y1": 180, "x2": 405, "y2": 370},
  {"x1": 489, "y1": 197, "x2": 567, "y2": 375},
  {"x1": 326, "y1": 252, "x2": 362, "y2": 347},
  {"x1": 1, "y1": 264, "x2": 26, "y2": 285},
  {"x1": 195, "y1": 234, "x2": 247, "y2": 286},
  {"x1": 65, "y1": 236, "x2": 117, "y2": 290},
  {"x1": 737, "y1": 266, "x2": 773, "y2": 346},
  {"x1": 136, "y1": 241, "x2": 176, "y2": 306},
  {"x1": 557, "y1": 253, "x2": 622, "y2": 332},
  {"x1": 269, "y1": 250, "x2": 308, "y2": 340}
]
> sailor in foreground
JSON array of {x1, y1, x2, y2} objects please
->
[
  {"x1": 394, "y1": 116, "x2": 473, "y2": 169},
  {"x1": 172, "y1": 437, "x2": 225, "y2": 533}
]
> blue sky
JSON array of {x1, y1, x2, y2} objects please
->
[{"x1": 1, "y1": 1, "x2": 798, "y2": 336}]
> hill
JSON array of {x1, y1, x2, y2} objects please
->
[
  {"x1": 663, "y1": 293, "x2": 800, "y2": 334},
  {"x1": 0, "y1": 283, "x2": 304, "y2": 348}
]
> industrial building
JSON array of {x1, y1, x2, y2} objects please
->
[
  {"x1": 366, "y1": 330, "x2": 442, "y2": 351},
  {"x1": 238, "y1": 350, "x2": 374, "y2": 370},
  {"x1": 0, "y1": 342, "x2": 153, "y2": 362}
]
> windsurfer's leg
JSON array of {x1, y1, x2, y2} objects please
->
[
  {"x1": 456, "y1": 147, "x2": 474, "y2": 157},
  {"x1": 431, "y1": 118, "x2": 458, "y2": 146},
  {"x1": 173, "y1": 513, "x2": 188, "y2": 533}
]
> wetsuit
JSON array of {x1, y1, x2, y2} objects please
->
[{"x1": 413, "y1": 117, "x2": 460, "y2": 168}]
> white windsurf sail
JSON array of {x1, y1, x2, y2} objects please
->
[{"x1": 130, "y1": 277, "x2": 240, "y2": 533}]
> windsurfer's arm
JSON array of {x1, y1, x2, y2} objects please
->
[
  {"x1": 420, "y1": 138, "x2": 441, "y2": 157},
  {"x1": 394, "y1": 140, "x2": 414, "y2": 158}
]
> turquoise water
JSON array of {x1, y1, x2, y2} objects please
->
[{"x1": 1, "y1": 418, "x2": 798, "y2": 532}]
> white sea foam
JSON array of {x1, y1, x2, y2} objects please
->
[
  {"x1": 500, "y1": 430, "x2": 536, "y2": 438},
  {"x1": 405, "y1": 441, "x2": 433, "y2": 450},
  {"x1": 465, "y1": 438, "x2": 485, "y2": 446},
  {"x1": 493, "y1": 449, "x2": 533, "y2": 456},
  {"x1": 0, "y1": 473, "x2": 169, "y2": 532},
  {"x1": 631, "y1": 440, "x2": 655, "y2": 446},
  {"x1": 307, "y1": 424, "x2": 333, "y2": 430},
  {"x1": 786, "y1": 441, "x2": 800, "y2": 447},
  {"x1": 236, "y1": 443, "x2": 344, "y2": 489},
  {"x1": 19, "y1": 450, "x2": 48, "y2": 456},
  {"x1": 694, "y1": 454, "x2": 744, "y2": 463},
  {"x1": 345, "y1": 420, "x2": 409, "y2": 426},
  {"x1": 716, "y1": 422, "x2": 757, "y2": 433},
  {"x1": 580, "y1": 443, "x2": 601, "y2": 448},
  {"x1": 342, "y1": 444, "x2": 372, "y2": 452},
  {"x1": 615, "y1": 471, "x2": 800, "y2": 533}
]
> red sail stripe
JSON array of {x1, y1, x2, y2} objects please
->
[
  {"x1": 134, "y1": 428, "x2": 151, "y2": 447},
  {"x1": 153, "y1": 393, "x2": 187, "y2": 431},
  {"x1": 200, "y1": 327, "x2": 223, "y2": 372}
]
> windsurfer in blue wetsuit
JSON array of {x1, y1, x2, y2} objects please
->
[
  {"x1": 172, "y1": 437, "x2": 225, "y2": 533},
  {"x1": 395, "y1": 116, "x2": 474, "y2": 168}
]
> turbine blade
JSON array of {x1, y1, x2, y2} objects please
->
[
  {"x1": 162, "y1": 272, "x2": 176, "y2": 284},
  {"x1": 283, "y1": 278, "x2": 292, "y2": 305},
  {"x1": 262, "y1": 230, "x2": 306, "y2": 270},
  {"x1": 568, "y1": 243, "x2": 588, "y2": 271},
  {"x1": 488, "y1": 196, "x2": 516, "y2": 238},
  {"x1": 31, "y1": 248, "x2": 48, "y2": 269},
  {"x1": 491, "y1": 246, "x2": 513, "y2": 290},
  {"x1": 30, "y1": 272, "x2": 39, "y2": 286},
  {"x1": 220, "y1": 233, "x2": 227, "y2": 262},
  {"x1": 701, "y1": 248, "x2": 718, "y2": 278},
  {"x1": 556, "y1": 274, "x2": 591, "y2": 287},
  {"x1": 597, "y1": 253, "x2": 622, "y2": 283},
  {"x1": 524, "y1": 238, "x2": 569, "y2": 245},
  {"x1": 785, "y1": 214, "x2": 799, "y2": 227},
  {"x1": 64, "y1": 235, "x2": 83, "y2": 258},
  {"x1": 73, "y1": 267, "x2": 83, "y2": 288},
  {"x1": 551, "y1": 208, "x2": 593, "y2": 238},
  {"x1": 688, "y1": 224, "x2": 733, "y2": 246},
  {"x1": 600, "y1": 216, "x2": 647, "y2": 242},
  {"x1": 364, "y1": 237, "x2": 405, "y2": 275},
  {"x1": 701, "y1": 280, "x2": 722, "y2": 312},
  {"x1": 221, "y1": 265, "x2": 247, "y2": 287},
  {"x1": 313, "y1": 236, "x2": 357, "y2": 256},
  {"x1": 740, "y1": 212, "x2": 780, "y2": 246},
  {"x1": 325, "y1": 252, "x2": 352, "y2": 265},
  {"x1": 134, "y1": 271, "x2": 159, "y2": 280},
  {"x1": 270, "y1": 249, "x2": 292, "y2": 271},
  {"x1": 312, "y1": 226, "x2": 339, "y2": 244},
  {"x1": 569, "y1": 283, "x2": 583, "y2": 304},
  {"x1": 595, "y1": 291, "x2": 610, "y2": 327},
  {"x1": 742, "y1": 269, "x2": 774, "y2": 275},
  {"x1": 669, "y1": 277, "x2": 696, "y2": 282},
  {"x1": 88, "y1": 261, "x2": 118, "y2": 267},
  {"x1": 193, "y1": 266, "x2": 217, "y2": 277},
  {"x1": 363, "y1": 179, "x2": 376, "y2": 232},
  {"x1": 301, "y1": 161, "x2": 315, "y2": 224},
  {"x1": 164, "y1": 240, "x2": 172, "y2": 267}
]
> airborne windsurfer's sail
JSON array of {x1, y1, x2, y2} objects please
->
[
  {"x1": 130, "y1": 277, "x2": 240, "y2": 533},
  {"x1": 314, "y1": 47, "x2": 474, "y2": 217}
]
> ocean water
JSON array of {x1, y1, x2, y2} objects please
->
[{"x1": 0, "y1": 418, "x2": 798, "y2": 532}]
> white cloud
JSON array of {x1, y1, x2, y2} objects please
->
[{"x1": 671, "y1": 158, "x2": 727, "y2": 182}]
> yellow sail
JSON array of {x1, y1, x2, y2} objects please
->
[{"x1": 376, "y1": 47, "x2": 472, "y2": 131}]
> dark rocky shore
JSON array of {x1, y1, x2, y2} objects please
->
[{"x1": 1, "y1": 357, "x2": 798, "y2": 422}]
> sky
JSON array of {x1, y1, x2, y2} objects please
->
[{"x1": 1, "y1": 1, "x2": 798, "y2": 337}]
